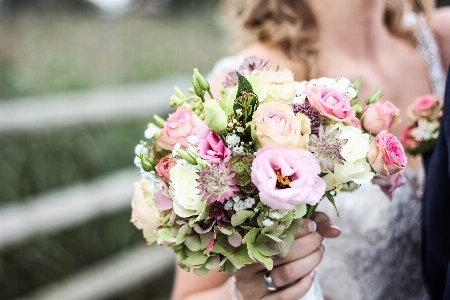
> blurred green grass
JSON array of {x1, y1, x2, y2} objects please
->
[{"x1": 0, "y1": 11, "x2": 225, "y2": 100}]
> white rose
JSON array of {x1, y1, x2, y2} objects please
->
[
  {"x1": 254, "y1": 70, "x2": 295, "y2": 102},
  {"x1": 323, "y1": 123, "x2": 374, "y2": 191},
  {"x1": 169, "y1": 161, "x2": 205, "y2": 218},
  {"x1": 131, "y1": 180, "x2": 161, "y2": 244}
]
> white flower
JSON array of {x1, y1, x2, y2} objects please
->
[
  {"x1": 411, "y1": 119, "x2": 440, "y2": 141},
  {"x1": 144, "y1": 123, "x2": 161, "y2": 140},
  {"x1": 134, "y1": 143, "x2": 148, "y2": 156},
  {"x1": 236, "y1": 127, "x2": 244, "y2": 133},
  {"x1": 345, "y1": 87, "x2": 357, "y2": 99},
  {"x1": 294, "y1": 80, "x2": 308, "y2": 96},
  {"x1": 262, "y1": 218, "x2": 275, "y2": 227},
  {"x1": 244, "y1": 197, "x2": 255, "y2": 209},
  {"x1": 233, "y1": 200, "x2": 246, "y2": 211},
  {"x1": 292, "y1": 94, "x2": 307, "y2": 105},
  {"x1": 334, "y1": 77, "x2": 351, "y2": 94},
  {"x1": 169, "y1": 162, "x2": 205, "y2": 218},
  {"x1": 171, "y1": 143, "x2": 182, "y2": 157},
  {"x1": 235, "y1": 109, "x2": 242, "y2": 115},
  {"x1": 224, "y1": 200, "x2": 234, "y2": 210},
  {"x1": 323, "y1": 123, "x2": 374, "y2": 191},
  {"x1": 232, "y1": 146, "x2": 244, "y2": 154},
  {"x1": 226, "y1": 134, "x2": 241, "y2": 148},
  {"x1": 318, "y1": 77, "x2": 336, "y2": 88},
  {"x1": 134, "y1": 156, "x2": 142, "y2": 168},
  {"x1": 187, "y1": 135, "x2": 199, "y2": 145}
]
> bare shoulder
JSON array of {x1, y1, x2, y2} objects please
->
[{"x1": 432, "y1": 6, "x2": 450, "y2": 69}]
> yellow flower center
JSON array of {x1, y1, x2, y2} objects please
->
[{"x1": 276, "y1": 171, "x2": 291, "y2": 189}]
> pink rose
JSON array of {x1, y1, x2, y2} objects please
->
[
  {"x1": 156, "y1": 107, "x2": 206, "y2": 150},
  {"x1": 251, "y1": 102, "x2": 311, "y2": 150},
  {"x1": 372, "y1": 172, "x2": 407, "y2": 200},
  {"x1": 306, "y1": 85, "x2": 355, "y2": 123},
  {"x1": 400, "y1": 125, "x2": 421, "y2": 150},
  {"x1": 156, "y1": 155, "x2": 177, "y2": 183},
  {"x1": 195, "y1": 127, "x2": 231, "y2": 164},
  {"x1": 131, "y1": 181, "x2": 161, "y2": 244},
  {"x1": 251, "y1": 145, "x2": 326, "y2": 210},
  {"x1": 368, "y1": 130, "x2": 407, "y2": 176},
  {"x1": 408, "y1": 94, "x2": 443, "y2": 121},
  {"x1": 361, "y1": 100, "x2": 401, "y2": 134}
]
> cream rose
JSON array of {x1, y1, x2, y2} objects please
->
[
  {"x1": 253, "y1": 70, "x2": 295, "y2": 102},
  {"x1": 169, "y1": 161, "x2": 205, "y2": 218},
  {"x1": 323, "y1": 123, "x2": 374, "y2": 191},
  {"x1": 251, "y1": 102, "x2": 311, "y2": 150},
  {"x1": 130, "y1": 180, "x2": 161, "y2": 244}
]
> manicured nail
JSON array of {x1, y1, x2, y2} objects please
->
[
  {"x1": 328, "y1": 223, "x2": 341, "y2": 232},
  {"x1": 308, "y1": 220, "x2": 317, "y2": 232},
  {"x1": 320, "y1": 244, "x2": 325, "y2": 254},
  {"x1": 309, "y1": 268, "x2": 317, "y2": 278}
]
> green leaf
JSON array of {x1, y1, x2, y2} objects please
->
[
  {"x1": 262, "y1": 222, "x2": 285, "y2": 236},
  {"x1": 218, "y1": 226, "x2": 233, "y2": 235},
  {"x1": 256, "y1": 242, "x2": 280, "y2": 257},
  {"x1": 276, "y1": 231, "x2": 295, "y2": 257},
  {"x1": 228, "y1": 229, "x2": 243, "y2": 247},
  {"x1": 231, "y1": 210, "x2": 255, "y2": 226},
  {"x1": 193, "y1": 266, "x2": 210, "y2": 276},
  {"x1": 293, "y1": 204, "x2": 307, "y2": 219},
  {"x1": 242, "y1": 228, "x2": 261, "y2": 260},
  {"x1": 199, "y1": 231, "x2": 214, "y2": 250},
  {"x1": 236, "y1": 71, "x2": 255, "y2": 97},
  {"x1": 156, "y1": 227, "x2": 176, "y2": 244},
  {"x1": 252, "y1": 248, "x2": 273, "y2": 270},
  {"x1": 184, "y1": 234, "x2": 202, "y2": 252},
  {"x1": 263, "y1": 234, "x2": 283, "y2": 243},
  {"x1": 256, "y1": 234, "x2": 275, "y2": 244},
  {"x1": 176, "y1": 224, "x2": 192, "y2": 245},
  {"x1": 222, "y1": 260, "x2": 236, "y2": 276},
  {"x1": 286, "y1": 218, "x2": 304, "y2": 235},
  {"x1": 325, "y1": 191, "x2": 340, "y2": 217},
  {"x1": 205, "y1": 255, "x2": 221, "y2": 270},
  {"x1": 226, "y1": 245, "x2": 256, "y2": 269},
  {"x1": 183, "y1": 252, "x2": 208, "y2": 267}
]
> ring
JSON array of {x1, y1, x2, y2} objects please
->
[{"x1": 264, "y1": 271, "x2": 278, "y2": 291}]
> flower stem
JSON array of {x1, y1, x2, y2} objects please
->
[{"x1": 305, "y1": 204, "x2": 318, "y2": 219}]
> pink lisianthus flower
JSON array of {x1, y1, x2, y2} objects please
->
[
  {"x1": 372, "y1": 172, "x2": 407, "y2": 200},
  {"x1": 195, "y1": 127, "x2": 231, "y2": 164},
  {"x1": 368, "y1": 130, "x2": 407, "y2": 176},
  {"x1": 361, "y1": 99, "x2": 401, "y2": 134},
  {"x1": 154, "y1": 181, "x2": 173, "y2": 210},
  {"x1": 156, "y1": 155, "x2": 177, "y2": 183},
  {"x1": 408, "y1": 94, "x2": 443, "y2": 121},
  {"x1": 156, "y1": 107, "x2": 206, "y2": 150},
  {"x1": 306, "y1": 85, "x2": 356, "y2": 123},
  {"x1": 251, "y1": 145, "x2": 326, "y2": 210}
]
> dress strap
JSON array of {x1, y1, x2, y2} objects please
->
[{"x1": 404, "y1": 11, "x2": 446, "y2": 98}]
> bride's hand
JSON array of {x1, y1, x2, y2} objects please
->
[{"x1": 233, "y1": 218, "x2": 325, "y2": 300}]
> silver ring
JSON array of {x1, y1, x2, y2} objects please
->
[{"x1": 264, "y1": 271, "x2": 278, "y2": 291}]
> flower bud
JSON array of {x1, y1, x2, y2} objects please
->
[
  {"x1": 193, "y1": 80, "x2": 205, "y2": 98},
  {"x1": 353, "y1": 77, "x2": 361, "y2": 94},
  {"x1": 188, "y1": 87, "x2": 195, "y2": 94},
  {"x1": 193, "y1": 68, "x2": 210, "y2": 91},
  {"x1": 139, "y1": 154, "x2": 156, "y2": 172},
  {"x1": 203, "y1": 99, "x2": 228, "y2": 133},
  {"x1": 175, "y1": 148, "x2": 198, "y2": 165},
  {"x1": 153, "y1": 115, "x2": 166, "y2": 128},
  {"x1": 366, "y1": 89, "x2": 383, "y2": 105},
  {"x1": 173, "y1": 86, "x2": 186, "y2": 99},
  {"x1": 352, "y1": 104, "x2": 363, "y2": 116}
]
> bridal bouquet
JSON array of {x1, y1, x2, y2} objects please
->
[
  {"x1": 131, "y1": 57, "x2": 407, "y2": 275},
  {"x1": 401, "y1": 94, "x2": 443, "y2": 155}
]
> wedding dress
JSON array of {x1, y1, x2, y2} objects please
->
[{"x1": 209, "y1": 12, "x2": 446, "y2": 300}]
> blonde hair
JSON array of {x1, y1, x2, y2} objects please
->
[{"x1": 222, "y1": 0, "x2": 435, "y2": 78}]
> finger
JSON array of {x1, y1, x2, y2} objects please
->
[
  {"x1": 273, "y1": 231, "x2": 323, "y2": 266},
  {"x1": 294, "y1": 218, "x2": 318, "y2": 239},
  {"x1": 269, "y1": 248, "x2": 322, "y2": 288},
  {"x1": 263, "y1": 267, "x2": 318, "y2": 300},
  {"x1": 313, "y1": 211, "x2": 341, "y2": 238}
]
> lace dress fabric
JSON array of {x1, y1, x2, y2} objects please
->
[{"x1": 209, "y1": 13, "x2": 445, "y2": 300}]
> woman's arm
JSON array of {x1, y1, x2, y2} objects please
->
[{"x1": 432, "y1": 6, "x2": 450, "y2": 69}]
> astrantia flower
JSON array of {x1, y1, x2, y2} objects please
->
[
  {"x1": 209, "y1": 201, "x2": 226, "y2": 220},
  {"x1": 308, "y1": 125, "x2": 345, "y2": 172},
  {"x1": 223, "y1": 56, "x2": 270, "y2": 88},
  {"x1": 197, "y1": 162, "x2": 239, "y2": 203}
]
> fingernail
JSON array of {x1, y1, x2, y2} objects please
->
[
  {"x1": 309, "y1": 268, "x2": 317, "y2": 278},
  {"x1": 328, "y1": 223, "x2": 341, "y2": 232},
  {"x1": 308, "y1": 220, "x2": 317, "y2": 232},
  {"x1": 320, "y1": 244, "x2": 325, "y2": 254}
]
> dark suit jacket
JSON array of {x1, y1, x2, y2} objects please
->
[{"x1": 423, "y1": 66, "x2": 450, "y2": 300}]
